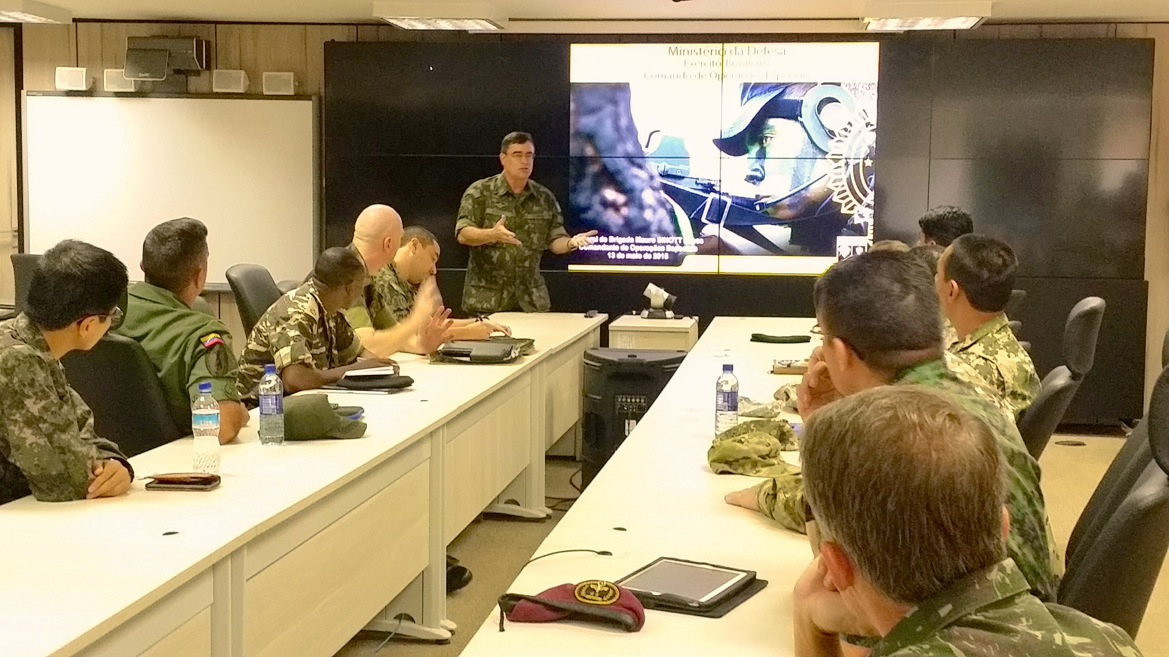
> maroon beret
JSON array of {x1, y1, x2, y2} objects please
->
[{"x1": 498, "y1": 580, "x2": 645, "y2": 632}]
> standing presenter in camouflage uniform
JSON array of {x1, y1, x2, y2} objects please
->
[
  {"x1": 0, "y1": 240, "x2": 133, "y2": 504},
  {"x1": 456, "y1": 131, "x2": 598, "y2": 314},
  {"x1": 937, "y1": 234, "x2": 1040, "y2": 418}
]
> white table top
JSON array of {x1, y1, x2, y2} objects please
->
[
  {"x1": 0, "y1": 312, "x2": 605, "y2": 657},
  {"x1": 609, "y1": 315, "x2": 698, "y2": 330},
  {"x1": 462, "y1": 317, "x2": 819, "y2": 656}
]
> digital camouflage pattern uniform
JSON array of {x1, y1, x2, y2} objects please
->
[
  {"x1": 0, "y1": 314, "x2": 133, "y2": 504},
  {"x1": 751, "y1": 360, "x2": 1061, "y2": 602},
  {"x1": 946, "y1": 313, "x2": 1040, "y2": 418},
  {"x1": 870, "y1": 559, "x2": 1141, "y2": 657},
  {"x1": 345, "y1": 262, "x2": 415, "y2": 332},
  {"x1": 116, "y1": 282, "x2": 241, "y2": 431},
  {"x1": 236, "y1": 280, "x2": 363, "y2": 402},
  {"x1": 456, "y1": 173, "x2": 569, "y2": 314}
]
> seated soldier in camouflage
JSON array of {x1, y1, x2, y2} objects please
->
[
  {"x1": 724, "y1": 251, "x2": 1061, "y2": 602},
  {"x1": 357, "y1": 225, "x2": 511, "y2": 346},
  {"x1": 794, "y1": 386, "x2": 1140, "y2": 657},
  {"x1": 455, "y1": 131, "x2": 597, "y2": 314},
  {"x1": 236, "y1": 247, "x2": 396, "y2": 402},
  {"x1": 0, "y1": 240, "x2": 133, "y2": 504},
  {"x1": 936, "y1": 234, "x2": 1040, "y2": 418},
  {"x1": 345, "y1": 204, "x2": 453, "y2": 358},
  {"x1": 117, "y1": 218, "x2": 249, "y2": 443}
]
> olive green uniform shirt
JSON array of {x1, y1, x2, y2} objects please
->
[
  {"x1": 0, "y1": 314, "x2": 132, "y2": 504},
  {"x1": 946, "y1": 313, "x2": 1041, "y2": 418},
  {"x1": 345, "y1": 262, "x2": 416, "y2": 331},
  {"x1": 752, "y1": 359, "x2": 1061, "y2": 602},
  {"x1": 236, "y1": 280, "x2": 363, "y2": 401},
  {"x1": 115, "y1": 282, "x2": 240, "y2": 431},
  {"x1": 455, "y1": 173, "x2": 568, "y2": 314},
  {"x1": 871, "y1": 559, "x2": 1139, "y2": 657}
]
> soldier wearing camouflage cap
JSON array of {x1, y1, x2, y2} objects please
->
[
  {"x1": 455, "y1": 132, "x2": 597, "y2": 314},
  {"x1": 0, "y1": 240, "x2": 133, "y2": 504},
  {"x1": 793, "y1": 386, "x2": 1139, "y2": 657},
  {"x1": 936, "y1": 234, "x2": 1040, "y2": 419},
  {"x1": 236, "y1": 247, "x2": 396, "y2": 402},
  {"x1": 724, "y1": 251, "x2": 1061, "y2": 602},
  {"x1": 116, "y1": 218, "x2": 249, "y2": 443}
]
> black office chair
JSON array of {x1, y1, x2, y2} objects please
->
[
  {"x1": 10, "y1": 253, "x2": 41, "y2": 314},
  {"x1": 1059, "y1": 364, "x2": 1169, "y2": 637},
  {"x1": 61, "y1": 334, "x2": 187, "y2": 458},
  {"x1": 1016, "y1": 297, "x2": 1106, "y2": 459},
  {"x1": 1162, "y1": 327, "x2": 1169, "y2": 369},
  {"x1": 277, "y1": 280, "x2": 300, "y2": 294},
  {"x1": 1007, "y1": 319, "x2": 1022, "y2": 336},
  {"x1": 1004, "y1": 288, "x2": 1026, "y2": 319},
  {"x1": 226, "y1": 264, "x2": 283, "y2": 336}
]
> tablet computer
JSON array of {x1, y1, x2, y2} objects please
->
[{"x1": 617, "y1": 557, "x2": 754, "y2": 607}]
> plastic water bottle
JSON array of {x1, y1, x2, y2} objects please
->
[
  {"x1": 258, "y1": 364, "x2": 285, "y2": 446},
  {"x1": 191, "y1": 382, "x2": 221, "y2": 474},
  {"x1": 715, "y1": 364, "x2": 739, "y2": 435}
]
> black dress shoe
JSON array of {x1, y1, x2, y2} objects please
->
[{"x1": 447, "y1": 564, "x2": 473, "y2": 594}]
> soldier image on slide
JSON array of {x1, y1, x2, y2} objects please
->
[{"x1": 455, "y1": 132, "x2": 598, "y2": 315}]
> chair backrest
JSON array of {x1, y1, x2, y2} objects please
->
[
  {"x1": 1059, "y1": 363, "x2": 1169, "y2": 637},
  {"x1": 61, "y1": 334, "x2": 187, "y2": 458},
  {"x1": 1162, "y1": 327, "x2": 1169, "y2": 369},
  {"x1": 1065, "y1": 421, "x2": 1152, "y2": 565},
  {"x1": 276, "y1": 279, "x2": 301, "y2": 294},
  {"x1": 10, "y1": 253, "x2": 42, "y2": 314},
  {"x1": 1007, "y1": 319, "x2": 1022, "y2": 336},
  {"x1": 1058, "y1": 460, "x2": 1169, "y2": 637},
  {"x1": 1063, "y1": 296, "x2": 1106, "y2": 378},
  {"x1": 1016, "y1": 366, "x2": 1082, "y2": 459},
  {"x1": 1004, "y1": 288, "x2": 1026, "y2": 318},
  {"x1": 226, "y1": 264, "x2": 282, "y2": 336}
]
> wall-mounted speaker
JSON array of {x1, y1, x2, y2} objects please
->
[
  {"x1": 103, "y1": 69, "x2": 138, "y2": 93},
  {"x1": 262, "y1": 72, "x2": 296, "y2": 96},
  {"x1": 54, "y1": 67, "x2": 91, "y2": 91},
  {"x1": 212, "y1": 70, "x2": 250, "y2": 93}
]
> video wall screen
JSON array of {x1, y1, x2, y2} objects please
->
[{"x1": 565, "y1": 42, "x2": 879, "y2": 275}]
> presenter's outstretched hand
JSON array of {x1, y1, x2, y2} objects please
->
[
  {"x1": 87, "y1": 459, "x2": 131, "y2": 499},
  {"x1": 491, "y1": 218, "x2": 522, "y2": 246},
  {"x1": 569, "y1": 230, "x2": 599, "y2": 250}
]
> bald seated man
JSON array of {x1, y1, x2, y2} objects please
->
[{"x1": 345, "y1": 204, "x2": 453, "y2": 357}]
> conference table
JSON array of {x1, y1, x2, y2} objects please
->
[
  {"x1": 0, "y1": 312, "x2": 605, "y2": 657},
  {"x1": 461, "y1": 316, "x2": 820, "y2": 656}
]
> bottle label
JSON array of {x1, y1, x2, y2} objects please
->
[
  {"x1": 259, "y1": 394, "x2": 283, "y2": 415},
  {"x1": 192, "y1": 410, "x2": 220, "y2": 429},
  {"x1": 715, "y1": 390, "x2": 738, "y2": 412}
]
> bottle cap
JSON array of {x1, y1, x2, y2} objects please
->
[
  {"x1": 198, "y1": 382, "x2": 212, "y2": 394},
  {"x1": 723, "y1": 364, "x2": 733, "y2": 372},
  {"x1": 264, "y1": 363, "x2": 277, "y2": 375}
]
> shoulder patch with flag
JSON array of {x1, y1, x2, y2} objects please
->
[{"x1": 199, "y1": 332, "x2": 225, "y2": 350}]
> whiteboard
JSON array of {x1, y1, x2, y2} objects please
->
[{"x1": 23, "y1": 94, "x2": 317, "y2": 285}]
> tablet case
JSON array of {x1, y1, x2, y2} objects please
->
[
  {"x1": 490, "y1": 336, "x2": 535, "y2": 355},
  {"x1": 617, "y1": 557, "x2": 768, "y2": 618},
  {"x1": 332, "y1": 374, "x2": 414, "y2": 390},
  {"x1": 435, "y1": 341, "x2": 521, "y2": 364}
]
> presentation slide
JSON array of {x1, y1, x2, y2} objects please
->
[{"x1": 566, "y1": 42, "x2": 879, "y2": 275}]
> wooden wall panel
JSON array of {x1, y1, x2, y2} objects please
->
[
  {"x1": 0, "y1": 28, "x2": 14, "y2": 304},
  {"x1": 303, "y1": 25, "x2": 356, "y2": 95},
  {"x1": 1143, "y1": 25, "x2": 1169, "y2": 405},
  {"x1": 216, "y1": 24, "x2": 307, "y2": 93},
  {"x1": 21, "y1": 24, "x2": 75, "y2": 91}
]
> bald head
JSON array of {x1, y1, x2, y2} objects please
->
[{"x1": 351, "y1": 204, "x2": 404, "y2": 273}]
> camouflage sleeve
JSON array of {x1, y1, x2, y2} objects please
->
[
  {"x1": 753, "y1": 474, "x2": 809, "y2": 534},
  {"x1": 187, "y1": 331, "x2": 242, "y2": 404},
  {"x1": 334, "y1": 318, "x2": 364, "y2": 365},
  {"x1": 547, "y1": 194, "x2": 569, "y2": 245},
  {"x1": 455, "y1": 181, "x2": 486, "y2": 237},
  {"x1": 0, "y1": 349, "x2": 100, "y2": 501},
  {"x1": 268, "y1": 309, "x2": 317, "y2": 371}
]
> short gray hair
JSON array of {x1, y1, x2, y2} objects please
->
[{"x1": 802, "y1": 385, "x2": 1007, "y2": 604}]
